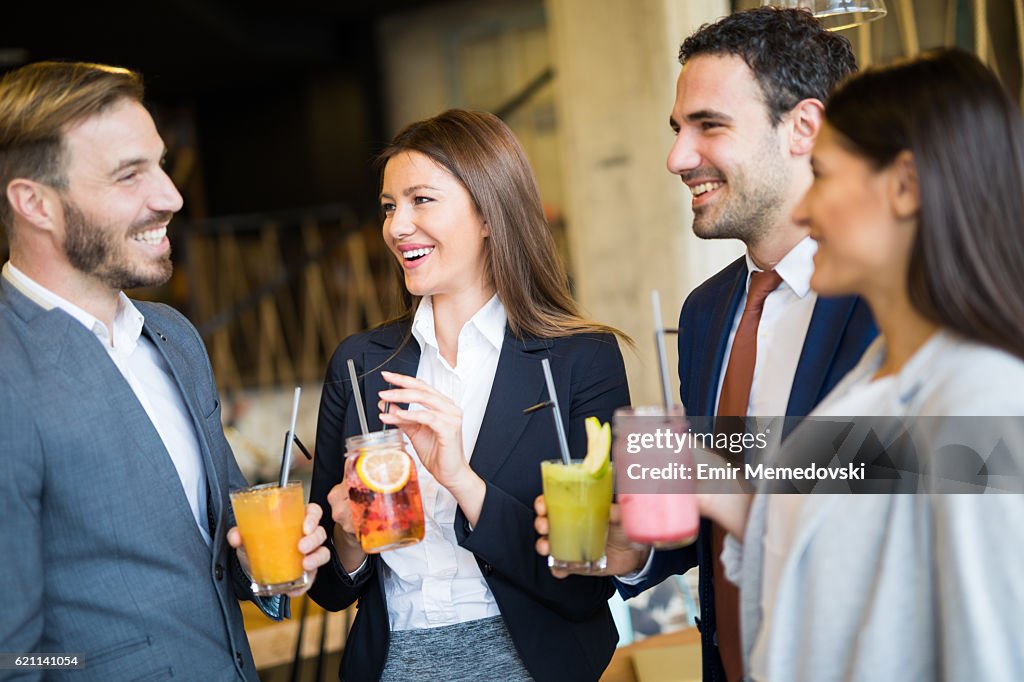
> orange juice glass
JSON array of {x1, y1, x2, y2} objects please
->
[{"x1": 230, "y1": 481, "x2": 309, "y2": 596}]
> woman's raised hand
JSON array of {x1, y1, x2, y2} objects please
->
[{"x1": 377, "y1": 370, "x2": 477, "y2": 494}]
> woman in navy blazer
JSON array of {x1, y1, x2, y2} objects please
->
[{"x1": 309, "y1": 109, "x2": 630, "y2": 681}]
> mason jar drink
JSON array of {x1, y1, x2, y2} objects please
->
[{"x1": 344, "y1": 430, "x2": 425, "y2": 553}]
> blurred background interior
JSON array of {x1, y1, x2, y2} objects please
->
[{"x1": 3, "y1": 0, "x2": 1023, "y2": 678}]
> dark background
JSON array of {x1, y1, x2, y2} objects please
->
[{"x1": 2, "y1": 0, "x2": 451, "y2": 220}]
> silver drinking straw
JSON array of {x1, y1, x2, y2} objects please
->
[
  {"x1": 278, "y1": 386, "x2": 302, "y2": 487},
  {"x1": 541, "y1": 358, "x2": 572, "y2": 465},
  {"x1": 652, "y1": 290, "x2": 673, "y2": 411},
  {"x1": 347, "y1": 359, "x2": 370, "y2": 436}
]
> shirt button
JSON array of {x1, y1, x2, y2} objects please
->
[
  {"x1": 236, "y1": 651, "x2": 244, "y2": 667},
  {"x1": 215, "y1": 564, "x2": 224, "y2": 580}
]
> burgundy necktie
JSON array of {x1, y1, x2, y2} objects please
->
[{"x1": 713, "y1": 269, "x2": 782, "y2": 682}]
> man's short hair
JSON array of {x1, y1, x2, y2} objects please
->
[
  {"x1": 0, "y1": 62, "x2": 144, "y2": 232},
  {"x1": 680, "y1": 8, "x2": 856, "y2": 125}
]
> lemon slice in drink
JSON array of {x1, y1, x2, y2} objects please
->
[
  {"x1": 582, "y1": 416, "x2": 611, "y2": 477},
  {"x1": 356, "y1": 450, "x2": 412, "y2": 494}
]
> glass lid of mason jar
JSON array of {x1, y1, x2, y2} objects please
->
[{"x1": 345, "y1": 429, "x2": 404, "y2": 451}]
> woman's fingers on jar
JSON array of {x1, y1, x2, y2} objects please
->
[
  {"x1": 326, "y1": 484, "x2": 349, "y2": 513},
  {"x1": 336, "y1": 509, "x2": 357, "y2": 535}
]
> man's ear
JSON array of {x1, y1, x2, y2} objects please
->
[
  {"x1": 787, "y1": 98, "x2": 825, "y2": 157},
  {"x1": 6, "y1": 179, "x2": 61, "y2": 233},
  {"x1": 889, "y1": 150, "x2": 920, "y2": 220}
]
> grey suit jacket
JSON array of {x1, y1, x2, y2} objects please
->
[{"x1": 0, "y1": 276, "x2": 282, "y2": 681}]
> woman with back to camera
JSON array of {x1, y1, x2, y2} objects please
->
[
  {"x1": 308, "y1": 109, "x2": 630, "y2": 681},
  {"x1": 700, "y1": 48, "x2": 1024, "y2": 681}
]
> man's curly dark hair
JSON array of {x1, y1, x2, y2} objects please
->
[{"x1": 679, "y1": 7, "x2": 856, "y2": 125}]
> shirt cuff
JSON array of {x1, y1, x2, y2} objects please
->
[
  {"x1": 328, "y1": 535, "x2": 368, "y2": 582},
  {"x1": 616, "y1": 547, "x2": 655, "y2": 585},
  {"x1": 721, "y1": 533, "x2": 744, "y2": 586},
  {"x1": 345, "y1": 556, "x2": 369, "y2": 580}
]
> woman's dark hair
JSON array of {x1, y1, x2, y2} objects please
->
[
  {"x1": 827, "y1": 47, "x2": 1024, "y2": 359},
  {"x1": 378, "y1": 109, "x2": 629, "y2": 344}
]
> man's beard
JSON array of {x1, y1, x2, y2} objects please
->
[
  {"x1": 62, "y1": 199, "x2": 174, "y2": 290},
  {"x1": 687, "y1": 135, "x2": 790, "y2": 246}
]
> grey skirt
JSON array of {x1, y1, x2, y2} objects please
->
[{"x1": 379, "y1": 615, "x2": 534, "y2": 681}]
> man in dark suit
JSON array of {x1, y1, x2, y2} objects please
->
[
  {"x1": 617, "y1": 9, "x2": 876, "y2": 682},
  {"x1": 537, "y1": 9, "x2": 876, "y2": 682},
  {"x1": 0, "y1": 61, "x2": 329, "y2": 680}
]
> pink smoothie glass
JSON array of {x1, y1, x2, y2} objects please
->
[{"x1": 614, "y1": 406, "x2": 699, "y2": 548}]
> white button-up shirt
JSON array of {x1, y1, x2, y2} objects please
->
[
  {"x1": 380, "y1": 294, "x2": 506, "y2": 630},
  {"x1": 714, "y1": 235, "x2": 819, "y2": 418},
  {"x1": 2, "y1": 262, "x2": 211, "y2": 546},
  {"x1": 622, "y1": 237, "x2": 819, "y2": 586}
]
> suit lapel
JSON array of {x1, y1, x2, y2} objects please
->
[
  {"x1": 3, "y1": 279, "x2": 211, "y2": 548},
  {"x1": 694, "y1": 262, "x2": 747, "y2": 416},
  {"x1": 469, "y1": 330, "x2": 549, "y2": 481},
  {"x1": 46, "y1": 314, "x2": 197, "y2": 523},
  {"x1": 352, "y1": 321, "x2": 549, "y2": 480},
  {"x1": 788, "y1": 297, "x2": 859, "y2": 417},
  {"x1": 141, "y1": 318, "x2": 224, "y2": 527},
  {"x1": 363, "y1": 325, "x2": 420, "y2": 432}
]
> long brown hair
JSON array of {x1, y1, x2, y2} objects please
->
[
  {"x1": 826, "y1": 48, "x2": 1024, "y2": 360},
  {"x1": 378, "y1": 109, "x2": 629, "y2": 343}
]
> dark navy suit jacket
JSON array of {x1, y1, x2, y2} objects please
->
[
  {"x1": 308, "y1": 320, "x2": 631, "y2": 682},
  {"x1": 616, "y1": 256, "x2": 876, "y2": 682}
]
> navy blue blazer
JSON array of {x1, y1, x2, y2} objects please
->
[
  {"x1": 308, "y1": 320, "x2": 630, "y2": 682},
  {"x1": 616, "y1": 256, "x2": 876, "y2": 682}
]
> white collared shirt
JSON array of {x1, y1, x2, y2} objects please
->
[
  {"x1": 622, "y1": 237, "x2": 819, "y2": 586},
  {"x1": 380, "y1": 294, "x2": 506, "y2": 630},
  {"x1": 714, "y1": 236, "x2": 819, "y2": 418},
  {"x1": 2, "y1": 262, "x2": 211, "y2": 546},
  {"x1": 714, "y1": 238, "x2": 818, "y2": 668}
]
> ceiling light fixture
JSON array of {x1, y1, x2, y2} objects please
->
[{"x1": 760, "y1": 0, "x2": 888, "y2": 31}]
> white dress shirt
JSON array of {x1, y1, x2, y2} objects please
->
[
  {"x1": 2, "y1": 262, "x2": 211, "y2": 546},
  {"x1": 380, "y1": 294, "x2": 506, "y2": 630},
  {"x1": 714, "y1": 235, "x2": 818, "y2": 418},
  {"x1": 717, "y1": 237, "x2": 818, "y2": 642},
  {"x1": 621, "y1": 237, "x2": 819, "y2": 585}
]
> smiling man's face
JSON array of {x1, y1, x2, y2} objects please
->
[
  {"x1": 58, "y1": 98, "x2": 183, "y2": 290},
  {"x1": 666, "y1": 54, "x2": 792, "y2": 245}
]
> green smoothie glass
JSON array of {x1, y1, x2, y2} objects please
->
[{"x1": 541, "y1": 459, "x2": 614, "y2": 572}]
